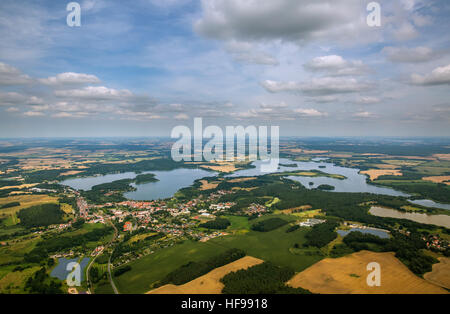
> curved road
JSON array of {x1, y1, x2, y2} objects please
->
[
  {"x1": 107, "y1": 220, "x2": 119, "y2": 294},
  {"x1": 86, "y1": 218, "x2": 119, "y2": 294}
]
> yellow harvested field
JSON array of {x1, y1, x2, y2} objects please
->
[
  {"x1": 424, "y1": 257, "x2": 450, "y2": 289},
  {"x1": 422, "y1": 176, "x2": 450, "y2": 185},
  {"x1": 59, "y1": 170, "x2": 84, "y2": 176},
  {"x1": 361, "y1": 153, "x2": 386, "y2": 156},
  {"x1": 433, "y1": 154, "x2": 450, "y2": 161},
  {"x1": 292, "y1": 209, "x2": 322, "y2": 218},
  {"x1": 228, "y1": 177, "x2": 257, "y2": 183},
  {"x1": 329, "y1": 154, "x2": 353, "y2": 158},
  {"x1": 0, "y1": 184, "x2": 37, "y2": 191},
  {"x1": 147, "y1": 256, "x2": 264, "y2": 294},
  {"x1": 0, "y1": 195, "x2": 58, "y2": 216},
  {"x1": 361, "y1": 169, "x2": 402, "y2": 180},
  {"x1": 279, "y1": 205, "x2": 313, "y2": 214},
  {"x1": 199, "y1": 180, "x2": 219, "y2": 191},
  {"x1": 231, "y1": 187, "x2": 257, "y2": 191},
  {"x1": 60, "y1": 203, "x2": 74, "y2": 214},
  {"x1": 200, "y1": 164, "x2": 237, "y2": 173},
  {"x1": 287, "y1": 251, "x2": 448, "y2": 294}
]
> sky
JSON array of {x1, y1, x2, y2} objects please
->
[{"x1": 0, "y1": 0, "x2": 449, "y2": 138}]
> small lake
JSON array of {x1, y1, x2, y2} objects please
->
[
  {"x1": 61, "y1": 168, "x2": 216, "y2": 201},
  {"x1": 337, "y1": 228, "x2": 390, "y2": 239},
  {"x1": 369, "y1": 206, "x2": 450, "y2": 229},
  {"x1": 50, "y1": 257, "x2": 90, "y2": 282}
]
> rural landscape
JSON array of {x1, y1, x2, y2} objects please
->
[
  {"x1": 1, "y1": 0, "x2": 450, "y2": 299},
  {"x1": 0, "y1": 138, "x2": 449, "y2": 294}
]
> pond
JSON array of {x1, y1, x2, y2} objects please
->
[
  {"x1": 369, "y1": 206, "x2": 450, "y2": 229},
  {"x1": 50, "y1": 257, "x2": 90, "y2": 282},
  {"x1": 337, "y1": 227, "x2": 390, "y2": 239}
]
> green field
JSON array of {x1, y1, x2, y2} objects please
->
[
  {"x1": 114, "y1": 240, "x2": 229, "y2": 294},
  {"x1": 224, "y1": 215, "x2": 250, "y2": 232},
  {"x1": 115, "y1": 214, "x2": 323, "y2": 294},
  {"x1": 209, "y1": 222, "x2": 323, "y2": 272}
]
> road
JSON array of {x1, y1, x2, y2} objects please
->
[
  {"x1": 107, "y1": 220, "x2": 119, "y2": 294},
  {"x1": 86, "y1": 218, "x2": 119, "y2": 294}
]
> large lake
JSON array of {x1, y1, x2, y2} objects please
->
[
  {"x1": 60, "y1": 158, "x2": 450, "y2": 209},
  {"x1": 124, "y1": 168, "x2": 216, "y2": 201},
  {"x1": 228, "y1": 158, "x2": 408, "y2": 197},
  {"x1": 369, "y1": 206, "x2": 450, "y2": 228},
  {"x1": 61, "y1": 168, "x2": 216, "y2": 201}
]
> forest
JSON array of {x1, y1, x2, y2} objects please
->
[
  {"x1": 17, "y1": 203, "x2": 64, "y2": 228},
  {"x1": 251, "y1": 218, "x2": 288, "y2": 232},
  {"x1": 220, "y1": 262, "x2": 310, "y2": 294},
  {"x1": 303, "y1": 220, "x2": 340, "y2": 248},
  {"x1": 199, "y1": 217, "x2": 231, "y2": 230}
]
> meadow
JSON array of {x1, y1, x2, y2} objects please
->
[{"x1": 116, "y1": 214, "x2": 324, "y2": 293}]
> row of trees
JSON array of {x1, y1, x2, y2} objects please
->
[{"x1": 251, "y1": 218, "x2": 288, "y2": 232}]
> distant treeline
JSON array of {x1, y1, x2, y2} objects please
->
[
  {"x1": 376, "y1": 181, "x2": 450, "y2": 203},
  {"x1": 17, "y1": 203, "x2": 64, "y2": 228},
  {"x1": 24, "y1": 158, "x2": 193, "y2": 183},
  {"x1": 221, "y1": 262, "x2": 311, "y2": 294},
  {"x1": 290, "y1": 141, "x2": 450, "y2": 156},
  {"x1": 159, "y1": 248, "x2": 246, "y2": 286}
]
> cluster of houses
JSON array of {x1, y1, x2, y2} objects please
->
[
  {"x1": 209, "y1": 202, "x2": 235, "y2": 213},
  {"x1": 244, "y1": 203, "x2": 267, "y2": 216},
  {"x1": 423, "y1": 234, "x2": 449, "y2": 251},
  {"x1": 92, "y1": 245, "x2": 104, "y2": 256},
  {"x1": 199, "y1": 231, "x2": 229, "y2": 242},
  {"x1": 48, "y1": 222, "x2": 72, "y2": 230},
  {"x1": 299, "y1": 218, "x2": 326, "y2": 227}
]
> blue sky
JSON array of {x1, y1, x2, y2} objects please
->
[{"x1": 0, "y1": 0, "x2": 449, "y2": 137}]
